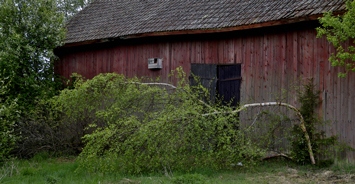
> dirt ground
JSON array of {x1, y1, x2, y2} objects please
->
[{"x1": 247, "y1": 168, "x2": 355, "y2": 184}]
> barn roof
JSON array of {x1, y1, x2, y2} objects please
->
[{"x1": 65, "y1": 0, "x2": 345, "y2": 45}]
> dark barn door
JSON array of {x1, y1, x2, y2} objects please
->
[
  {"x1": 190, "y1": 64, "x2": 217, "y2": 104},
  {"x1": 217, "y1": 65, "x2": 241, "y2": 107},
  {"x1": 190, "y1": 64, "x2": 241, "y2": 107}
]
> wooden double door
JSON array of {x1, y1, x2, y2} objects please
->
[{"x1": 190, "y1": 64, "x2": 241, "y2": 107}]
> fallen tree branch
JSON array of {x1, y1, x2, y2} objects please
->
[
  {"x1": 261, "y1": 153, "x2": 292, "y2": 161},
  {"x1": 202, "y1": 102, "x2": 315, "y2": 165},
  {"x1": 130, "y1": 83, "x2": 316, "y2": 165}
]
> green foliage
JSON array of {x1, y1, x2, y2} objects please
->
[
  {"x1": 53, "y1": 68, "x2": 268, "y2": 174},
  {"x1": 0, "y1": 0, "x2": 66, "y2": 159},
  {"x1": 0, "y1": 77, "x2": 20, "y2": 160},
  {"x1": 0, "y1": 0, "x2": 66, "y2": 108},
  {"x1": 317, "y1": 0, "x2": 355, "y2": 77},
  {"x1": 290, "y1": 78, "x2": 337, "y2": 164},
  {"x1": 13, "y1": 97, "x2": 89, "y2": 158}
]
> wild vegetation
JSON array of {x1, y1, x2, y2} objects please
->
[
  {"x1": 0, "y1": 0, "x2": 93, "y2": 160},
  {"x1": 54, "y1": 69, "x2": 271, "y2": 173}
]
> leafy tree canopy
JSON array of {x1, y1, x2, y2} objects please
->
[
  {"x1": 317, "y1": 0, "x2": 355, "y2": 77},
  {"x1": 0, "y1": 0, "x2": 66, "y2": 108}
]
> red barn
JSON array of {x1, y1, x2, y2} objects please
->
[{"x1": 55, "y1": 0, "x2": 355, "y2": 161}]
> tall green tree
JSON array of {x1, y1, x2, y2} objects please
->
[
  {"x1": 0, "y1": 0, "x2": 66, "y2": 108},
  {"x1": 317, "y1": 0, "x2": 355, "y2": 77}
]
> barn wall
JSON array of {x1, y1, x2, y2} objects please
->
[{"x1": 56, "y1": 22, "x2": 355, "y2": 161}]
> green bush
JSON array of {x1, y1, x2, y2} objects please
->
[
  {"x1": 0, "y1": 78, "x2": 20, "y2": 160},
  {"x1": 54, "y1": 68, "x2": 268, "y2": 174}
]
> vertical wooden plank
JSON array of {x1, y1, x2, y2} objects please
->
[
  {"x1": 84, "y1": 51, "x2": 92, "y2": 79},
  {"x1": 280, "y1": 32, "x2": 287, "y2": 99},
  {"x1": 195, "y1": 40, "x2": 202, "y2": 64},
  {"x1": 235, "y1": 37, "x2": 243, "y2": 64},
  {"x1": 306, "y1": 29, "x2": 314, "y2": 78},
  {"x1": 266, "y1": 33, "x2": 273, "y2": 103},
  {"x1": 330, "y1": 42, "x2": 338, "y2": 139},
  {"x1": 326, "y1": 38, "x2": 335, "y2": 137},
  {"x1": 298, "y1": 30, "x2": 305, "y2": 84},
  {"x1": 249, "y1": 36, "x2": 255, "y2": 103},
  {"x1": 201, "y1": 40, "x2": 207, "y2": 64},
  {"x1": 224, "y1": 39, "x2": 235, "y2": 64},
  {"x1": 152, "y1": 43, "x2": 162, "y2": 80},
  {"x1": 170, "y1": 41, "x2": 179, "y2": 85},
  {"x1": 312, "y1": 30, "x2": 321, "y2": 134},
  {"x1": 244, "y1": 36, "x2": 251, "y2": 103},
  {"x1": 258, "y1": 35, "x2": 265, "y2": 103},
  {"x1": 150, "y1": 43, "x2": 156, "y2": 79},
  {"x1": 190, "y1": 40, "x2": 196, "y2": 64},
  {"x1": 343, "y1": 71, "x2": 350, "y2": 161},
  {"x1": 271, "y1": 32, "x2": 278, "y2": 102},
  {"x1": 175, "y1": 41, "x2": 183, "y2": 85},
  {"x1": 291, "y1": 30, "x2": 299, "y2": 106},
  {"x1": 316, "y1": 36, "x2": 325, "y2": 135},
  {"x1": 113, "y1": 47, "x2": 119, "y2": 74},
  {"x1": 61, "y1": 56, "x2": 67, "y2": 80},
  {"x1": 254, "y1": 35, "x2": 262, "y2": 103},
  {"x1": 66, "y1": 54, "x2": 71, "y2": 79},
  {"x1": 218, "y1": 39, "x2": 224, "y2": 64},
  {"x1": 137, "y1": 44, "x2": 146, "y2": 79},
  {"x1": 336, "y1": 65, "x2": 344, "y2": 158},
  {"x1": 92, "y1": 50, "x2": 98, "y2": 78},
  {"x1": 112, "y1": 47, "x2": 119, "y2": 74},
  {"x1": 68, "y1": 54, "x2": 74, "y2": 78},
  {"x1": 209, "y1": 39, "x2": 218, "y2": 64},
  {"x1": 279, "y1": 32, "x2": 288, "y2": 149},
  {"x1": 234, "y1": 35, "x2": 246, "y2": 131},
  {"x1": 74, "y1": 53, "x2": 78, "y2": 76},
  {"x1": 238, "y1": 36, "x2": 247, "y2": 127},
  {"x1": 129, "y1": 45, "x2": 137, "y2": 78},
  {"x1": 160, "y1": 42, "x2": 170, "y2": 83},
  {"x1": 316, "y1": 34, "x2": 324, "y2": 120},
  {"x1": 109, "y1": 47, "x2": 114, "y2": 73},
  {"x1": 286, "y1": 31, "x2": 293, "y2": 105},
  {"x1": 96, "y1": 50, "x2": 103, "y2": 75},
  {"x1": 102, "y1": 49, "x2": 108, "y2": 74},
  {"x1": 263, "y1": 33, "x2": 269, "y2": 103},
  {"x1": 183, "y1": 41, "x2": 191, "y2": 78},
  {"x1": 350, "y1": 72, "x2": 355, "y2": 160},
  {"x1": 77, "y1": 52, "x2": 85, "y2": 77}
]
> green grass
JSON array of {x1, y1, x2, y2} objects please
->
[{"x1": 1, "y1": 156, "x2": 355, "y2": 184}]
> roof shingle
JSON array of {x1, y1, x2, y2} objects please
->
[{"x1": 65, "y1": 0, "x2": 345, "y2": 44}]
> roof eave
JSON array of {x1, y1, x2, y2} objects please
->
[{"x1": 60, "y1": 11, "x2": 345, "y2": 48}]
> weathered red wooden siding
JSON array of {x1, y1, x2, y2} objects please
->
[{"x1": 57, "y1": 23, "x2": 355, "y2": 161}]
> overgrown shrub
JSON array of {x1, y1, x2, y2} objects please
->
[
  {"x1": 53, "y1": 68, "x2": 269, "y2": 174},
  {"x1": 0, "y1": 78, "x2": 20, "y2": 160},
  {"x1": 12, "y1": 98, "x2": 86, "y2": 158}
]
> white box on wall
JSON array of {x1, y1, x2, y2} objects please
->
[{"x1": 148, "y1": 58, "x2": 162, "y2": 69}]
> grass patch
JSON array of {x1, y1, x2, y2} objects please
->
[{"x1": 1, "y1": 157, "x2": 355, "y2": 184}]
